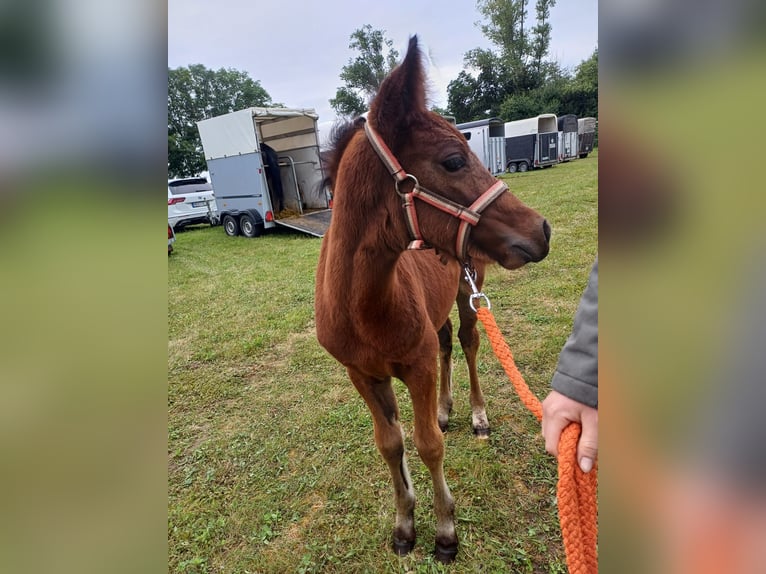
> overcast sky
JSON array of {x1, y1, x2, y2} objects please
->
[{"x1": 168, "y1": 0, "x2": 597, "y2": 124}]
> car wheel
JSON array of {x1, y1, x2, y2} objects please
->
[
  {"x1": 239, "y1": 214, "x2": 262, "y2": 238},
  {"x1": 518, "y1": 162, "x2": 528, "y2": 173},
  {"x1": 506, "y1": 163, "x2": 517, "y2": 174},
  {"x1": 223, "y1": 215, "x2": 239, "y2": 236}
]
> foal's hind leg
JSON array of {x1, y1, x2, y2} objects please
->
[
  {"x1": 437, "y1": 318, "x2": 453, "y2": 432},
  {"x1": 347, "y1": 368, "x2": 416, "y2": 554},
  {"x1": 457, "y1": 275, "x2": 490, "y2": 438}
]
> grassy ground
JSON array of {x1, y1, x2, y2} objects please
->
[{"x1": 168, "y1": 151, "x2": 597, "y2": 573}]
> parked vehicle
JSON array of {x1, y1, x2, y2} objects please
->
[
  {"x1": 558, "y1": 114, "x2": 579, "y2": 162},
  {"x1": 167, "y1": 177, "x2": 219, "y2": 229},
  {"x1": 578, "y1": 117, "x2": 597, "y2": 158},
  {"x1": 197, "y1": 107, "x2": 331, "y2": 239},
  {"x1": 168, "y1": 223, "x2": 175, "y2": 255},
  {"x1": 503, "y1": 114, "x2": 560, "y2": 173},
  {"x1": 456, "y1": 117, "x2": 506, "y2": 175}
]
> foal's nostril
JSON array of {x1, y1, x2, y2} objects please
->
[{"x1": 542, "y1": 219, "x2": 552, "y2": 243}]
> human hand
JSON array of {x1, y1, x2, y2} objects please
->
[{"x1": 542, "y1": 390, "x2": 598, "y2": 473}]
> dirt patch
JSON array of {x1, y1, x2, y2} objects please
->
[
  {"x1": 243, "y1": 325, "x2": 318, "y2": 379},
  {"x1": 168, "y1": 335, "x2": 196, "y2": 366},
  {"x1": 256, "y1": 492, "x2": 327, "y2": 561}
]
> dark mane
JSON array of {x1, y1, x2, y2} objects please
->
[{"x1": 321, "y1": 117, "x2": 366, "y2": 192}]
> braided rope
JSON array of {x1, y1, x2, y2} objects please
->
[{"x1": 476, "y1": 307, "x2": 598, "y2": 574}]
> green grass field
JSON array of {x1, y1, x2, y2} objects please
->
[{"x1": 168, "y1": 151, "x2": 597, "y2": 573}]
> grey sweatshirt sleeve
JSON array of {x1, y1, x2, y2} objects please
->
[{"x1": 551, "y1": 259, "x2": 598, "y2": 408}]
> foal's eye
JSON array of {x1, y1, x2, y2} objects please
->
[{"x1": 442, "y1": 156, "x2": 466, "y2": 172}]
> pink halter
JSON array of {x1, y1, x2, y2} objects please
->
[{"x1": 364, "y1": 120, "x2": 507, "y2": 263}]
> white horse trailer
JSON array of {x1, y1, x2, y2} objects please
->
[
  {"x1": 197, "y1": 108, "x2": 331, "y2": 238},
  {"x1": 557, "y1": 114, "x2": 579, "y2": 162},
  {"x1": 577, "y1": 117, "x2": 597, "y2": 158},
  {"x1": 503, "y1": 114, "x2": 560, "y2": 172},
  {"x1": 456, "y1": 117, "x2": 506, "y2": 175}
]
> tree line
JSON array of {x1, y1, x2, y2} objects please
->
[
  {"x1": 168, "y1": 0, "x2": 596, "y2": 178},
  {"x1": 444, "y1": 0, "x2": 597, "y2": 124}
]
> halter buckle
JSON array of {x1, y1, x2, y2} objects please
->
[{"x1": 463, "y1": 264, "x2": 491, "y2": 312}]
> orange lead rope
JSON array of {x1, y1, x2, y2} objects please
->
[{"x1": 476, "y1": 306, "x2": 598, "y2": 574}]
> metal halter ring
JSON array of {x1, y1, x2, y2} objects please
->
[{"x1": 394, "y1": 173, "x2": 419, "y2": 197}]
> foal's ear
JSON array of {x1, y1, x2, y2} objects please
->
[{"x1": 369, "y1": 35, "x2": 426, "y2": 142}]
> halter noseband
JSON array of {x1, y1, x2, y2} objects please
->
[{"x1": 364, "y1": 120, "x2": 507, "y2": 264}]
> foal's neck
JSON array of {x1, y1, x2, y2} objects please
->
[
  {"x1": 328, "y1": 134, "x2": 425, "y2": 318},
  {"x1": 328, "y1": 191, "x2": 410, "y2": 316}
]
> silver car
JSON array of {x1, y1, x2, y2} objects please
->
[{"x1": 168, "y1": 177, "x2": 219, "y2": 229}]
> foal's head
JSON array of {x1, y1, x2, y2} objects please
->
[{"x1": 361, "y1": 36, "x2": 551, "y2": 269}]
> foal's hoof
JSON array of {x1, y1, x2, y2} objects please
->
[
  {"x1": 472, "y1": 426, "x2": 490, "y2": 439},
  {"x1": 434, "y1": 539, "x2": 459, "y2": 564},
  {"x1": 393, "y1": 537, "x2": 415, "y2": 556}
]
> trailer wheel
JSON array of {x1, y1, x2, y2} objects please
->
[
  {"x1": 506, "y1": 163, "x2": 518, "y2": 174},
  {"x1": 518, "y1": 162, "x2": 528, "y2": 173},
  {"x1": 239, "y1": 214, "x2": 262, "y2": 238},
  {"x1": 223, "y1": 215, "x2": 239, "y2": 236}
]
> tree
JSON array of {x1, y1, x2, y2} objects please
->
[
  {"x1": 447, "y1": 67, "x2": 505, "y2": 123},
  {"x1": 448, "y1": 0, "x2": 559, "y2": 122},
  {"x1": 476, "y1": 0, "x2": 530, "y2": 61},
  {"x1": 498, "y1": 92, "x2": 541, "y2": 121},
  {"x1": 475, "y1": 0, "x2": 556, "y2": 90},
  {"x1": 330, "y1": 25, "x2": 399, "y2": 118},
  {"x1": 530, "y1": 0, "x2": 556, "y2": 78},
  {"x1": 499, "y1": 60, "x2": 572, "y2": 120},
  {"x1": 168, "y1": 65, "x2": 274, "y2": 178},
  {"x1": 447, "y1": 73, "x2": 479, "y2": 123},
  {"x1": 559, "y1": 49, "x2": 598, "y2": 119},
  {"x1": 571, "y1": 48, "x2": 598, "y2": 92}
]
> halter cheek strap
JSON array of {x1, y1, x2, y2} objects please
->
[
  {"x1": 364, "y1": 120, "x2": 507, "y2": 263},
  {"x1": 455, "y1": 179, "x2": 507, "y2": 262}
]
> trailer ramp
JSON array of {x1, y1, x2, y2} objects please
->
[{"x1": 275, "y1": 209, "x2": 332, "y2": 238}]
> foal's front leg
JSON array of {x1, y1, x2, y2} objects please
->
[
  {"x1": 347, "y1": 368, "x2": 416, "y2": 554},
  {"x1": 402, "y1": 360, "x2": 459, "y2": 563},
  {"x1": 457, "y1": 274, "x2": 490, "y2": 438}
]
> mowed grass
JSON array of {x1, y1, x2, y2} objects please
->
[{"x1": 168, "y1": 150, "x2": 597, "y2": 574}]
